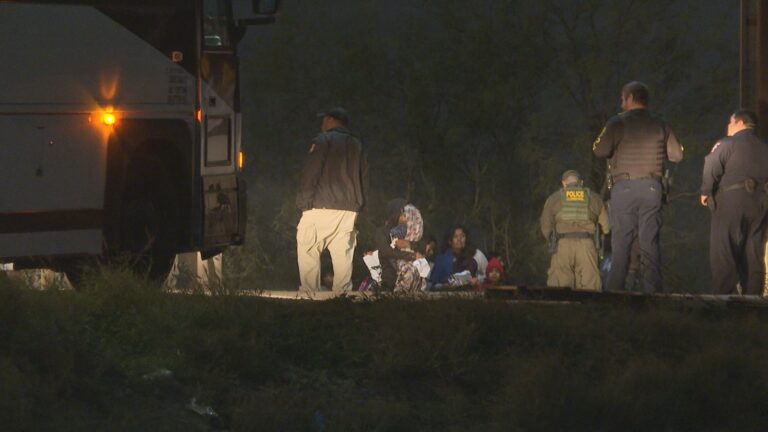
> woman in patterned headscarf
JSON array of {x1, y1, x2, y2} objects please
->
[
  {"x1": 373, "y1": 199, "x2": 427, "y2": 293},
  {"x1": 393, "y1": 204, "x2": 426, "y2": 292}
]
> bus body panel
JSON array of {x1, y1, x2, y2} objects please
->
[
  {"x1": 0, "y1": 2, "x2": 197, "y2": 261},
  {"x1": 0, "y1": 230, "x2": 102, "y2": 258},
  {"x1": 0, "y1": 114, "x2": 105, "y2": 212},
  {"x1": 0, "y1": 3, "x2": 196, "y2": 107},
  {"x1": 0, "y1": 0, "x2": 263, "y2": 268}
]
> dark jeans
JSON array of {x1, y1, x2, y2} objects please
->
[
  {"x1": 607, "y1": 178, "x2": 663, "y2": 293},
  {"x1": 710, "y1": 189, "x2": 768, "y2": 295}
]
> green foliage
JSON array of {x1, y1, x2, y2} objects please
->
[
  {"x1": 3, "y1": 271, "x2": 768, "y2": 429},
  {"x1": 238, "y1": 0, "x2": 737, "y2": 289}
]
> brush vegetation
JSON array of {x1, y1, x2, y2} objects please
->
[
  {"x1": 240, "y1": 0, "x2": 736, "y2": 291},
  {"x1": 1, "y1": 268, "x2": 768, "y2": 431}
]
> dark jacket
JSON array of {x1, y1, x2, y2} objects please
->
[
  {"x1": 429, "y1": 249, "x2": 477, "y2": 284},
  {"x1": 701, "y1": 129, "x2": 768, "y2": 197},
  {"x1": 296, "y1": 127, "x2": 369, "y2": 212},
  {"x1": 593, "y1": 108, "x2": 683, "y2": 179}
]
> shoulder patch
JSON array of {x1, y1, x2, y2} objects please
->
[
  {"x1": 308, "y1": 143, "x2": 316, "y2": 153},
  {"x1": 710, "y1": 141, "x2": 721, "y2": 153}
]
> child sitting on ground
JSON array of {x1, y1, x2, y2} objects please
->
[{"x1": 479, "y1": 255, "x2": 506, "y2": 291}]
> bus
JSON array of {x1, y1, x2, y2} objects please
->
[
  {"x1": 741, "y1": 0, "x2": 768, "y2": 128},
  {"x1": 0, "y1": 0, "x2": 278, "y2": 280}
]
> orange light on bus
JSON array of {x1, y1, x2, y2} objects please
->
[
  {"x1": 196, "y1": 109, "x2": 202, "y2": 123},
  {"x1": 101, "y1": 112, "x2": 117, "y2": 126},
  {"x1": 238, "y1": 150, "x2": 245, "y2": 170}
]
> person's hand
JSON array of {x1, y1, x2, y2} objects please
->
[
  {"x1": 395, "y1": 239, "x2": 410, "y2": 249},
  {"x1": 700, "y1": 195, "x2": 709, "y2": 207},
  {"x1": 414, "y1": 251, "x2": 424, "y2": 259},
  {"x1": 470, "y1": 277, "x2": 478, "y2": 286}
]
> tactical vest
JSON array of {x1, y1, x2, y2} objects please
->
[
  {"x1": 612, "y1": 110, "x2": 668, "y2": 178},
  {"x1": 557, "y1": 187, "x2": 590, "y2": 222}
]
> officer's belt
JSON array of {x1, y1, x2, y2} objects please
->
[
  {"x1": 612, "y1": 172, "x2": 662, "y2": 183},
  {"x1": 556, "y1": 232, "x2": 593, "y2": 240},
  {"x1": 720, "y1": 179, "x2": 767, "y2": 193}
]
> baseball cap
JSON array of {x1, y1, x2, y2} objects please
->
[
  {"x1": 561, "y1": 169, "x2": 582, "y2": 182},
  {"x1": 316, "y1": 106, "x2": 349, "y2": 125}
]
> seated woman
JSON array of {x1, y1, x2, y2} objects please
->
[
  {"x1": 429, "y1": 225, "x2": 478, "y2": 288},
  {"x1": 391, "y1": 203, "x2": 427, "y2": 292},
  {"x1": 373, "y1": 198, "x2": 425, "y2": 292}
]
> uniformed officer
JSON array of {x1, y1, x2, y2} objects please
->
[
  {"x1": 541, "y1": 170, "x2": 610, "y2": 291},
  {"x1": 593, "y1": 81, "x2": 683, "y2": 293},
  {"x1": 700, "y1": 110, "x2": 768, "y2": 295}
]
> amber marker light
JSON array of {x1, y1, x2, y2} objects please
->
[
  {"x1": 238, "y1": 150, "x2": 245, "y2": 170},
  {"x1": 101, "y1": 111, "x2": 117, "y2": 126},
  {"x1": 196, "y1": 109, "x2": 202, "y2": 123}
]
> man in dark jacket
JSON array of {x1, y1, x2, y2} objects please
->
[
  {"x1": 296, "y1": 107, "x2": 369, "y2": 295},
  {"x1": 700, "y1": 110, "x2": 768, "y2": 295},
  {"x1": 593, "y1": 81, "x2": 683, "y2": 293}
]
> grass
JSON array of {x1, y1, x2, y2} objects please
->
[{"x1": 1, "y1": 268, "x2": 768, "y2": 431}]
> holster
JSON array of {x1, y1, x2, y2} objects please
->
[
  {"x1": 594, "y1": 228, "x2": 603, "y2": 261},
  {"x1": 548, "y1": 231, "x2": 557, "y2": 254},
  {"x1": 661, "y1": 169, "x2": 671, "y2": 204}
]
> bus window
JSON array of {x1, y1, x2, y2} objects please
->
[{"x1": 203, "y1": 0, "x2": 230, "y2": 48}]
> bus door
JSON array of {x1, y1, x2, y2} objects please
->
[{"x1": 200, "y1": 0, "x2": 240, "y2": 247}]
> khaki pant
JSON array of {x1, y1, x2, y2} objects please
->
[
  {"x1": 297, "y1": 209, "x2": 358, "y2": 295},
  {"x1": 547, "y1": 238, "x2": 601, "y2": 291}
]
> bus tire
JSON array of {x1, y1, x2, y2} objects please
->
[{"x1": 119, "y1": 158, "x2": 180, "y2": 281}]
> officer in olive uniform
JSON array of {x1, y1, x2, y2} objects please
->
[
  {"x1": 541, "y1": 170, "x2": 610, "y2": 291},
  {"x1": 593, "y1": 81, "x2": 683, "y2": 293},
  {"x1": 700, "y1": 110, "x2": 768, "y2": 295}
]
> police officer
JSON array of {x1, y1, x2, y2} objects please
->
[
  {"x1": 700, "y1": 110, "x2": 768, "y2": 295},
  {"x1": 295, "y1": 107, "x2": 369, "y2": 295},
  {"x1": 540, "y1": 170, "x2": 610, "y2": 291},
  {"x1": 593, "y1": 81, "x2": 683, "y2": 293}
]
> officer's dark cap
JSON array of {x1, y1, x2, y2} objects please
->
[
  {"x1": 317, "y1": 106, "x2": 349, "y2": 125},
  {"x1": 561, "y1": 169, "x2": 582, "y2": 182}
]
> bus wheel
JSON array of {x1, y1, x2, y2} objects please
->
[
  {"x1": 120, "y1": 162, "x2": 180, "y2": 281},
  {"x1": 60, "y1": 259, "x2": 97, "y2": 289}
]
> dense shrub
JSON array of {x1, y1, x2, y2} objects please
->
[{"x1": 2, "y1": 270, "x2": 768, "y2": 430}]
